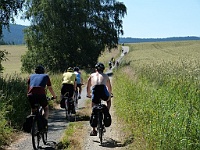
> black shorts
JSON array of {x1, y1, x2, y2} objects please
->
[
  {"x1": 61, "y1": 84, "x2": 74, "y2": 97},
  {"x1": 77, "y1": 84, "x2": 82, "y2": 88},
  {"x1": 28, "y1": 94, "x2": 48, "y2": 109},
  {"x1": 91, "y1": 85, "x2": 110, "y2": 104}
]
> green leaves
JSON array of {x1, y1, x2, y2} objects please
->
[{"x1": 22, "y1": 0, "x2": 127, "y2": 72}]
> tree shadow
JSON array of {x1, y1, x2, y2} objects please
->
[{"x1": 93, "y1": 135, "x2": 134, "y2": 148}]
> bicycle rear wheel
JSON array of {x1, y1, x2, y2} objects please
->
[
  {"x1": 97, "y1": 113, "x2": 103, "y2": 144},
  {"x1": 31, "y1": 119, "x2": 41, "y2": 150},
  {"x1": 42, "y1": 131, "x2": 47, "y2": 145}
]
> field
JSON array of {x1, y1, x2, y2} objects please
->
[
  {"x1": 113, "y1": 40, "x2": 200, "y2": 149},
  {"x1": 0, "y1": 45, "x2": 27, "y2": 74}
]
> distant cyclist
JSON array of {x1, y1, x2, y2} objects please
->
[
  {"x1": 27, "y1": 65, "x2": 57, "y2": 120},
  {"x1": 86, "y1": 62, "x2": 112, "y2": 136},
  {"x1": 60, "y1": 67, "x2": 77, "y2": 101},
  {"x1": 74, "y1": 67, "x2": 83, "y2": 99}
]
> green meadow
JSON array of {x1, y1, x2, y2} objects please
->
[{"x1": 113, "y1": 40, "x2": 200, "y2": 149}]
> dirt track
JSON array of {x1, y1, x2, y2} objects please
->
[{"x1": 6, "y1": 46, "x2": 130, "y2": 150}]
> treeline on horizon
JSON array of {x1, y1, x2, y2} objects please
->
[
  {"x1": 119, "y1": 36, "x2": 200, "y2": 43},
  {"x1": 1, "y1": 24, "x2": 200, "y2": 45}
]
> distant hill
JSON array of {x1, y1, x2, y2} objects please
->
[
  {"x1": 2, "y1": 24, "x2": 27, "y2": 44},
  {"x1": 1, "y1": 24, "x2": 200, "y2": 45}
]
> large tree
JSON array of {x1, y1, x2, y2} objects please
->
[{"x1": 21, "y1": 0, "x2": 127, "y2": 73}]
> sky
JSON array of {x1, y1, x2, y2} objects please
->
[{"x1": 15, "y1": 0, "x2": 200, "y2": 38}]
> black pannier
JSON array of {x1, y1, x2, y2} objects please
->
[
  {"x1": 23, "y1": 115, "x2": 34, "y2": 133},
  {"x1": 90, "y1": 104, "x2": 112, "y2": 128}
]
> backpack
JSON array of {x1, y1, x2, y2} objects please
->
[{"x1": 23, "y1": 115, "x2": 34, "y2": 133}]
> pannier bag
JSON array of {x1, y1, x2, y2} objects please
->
[
  {"x1": 60, "y1": 98, "x2": 66, "y2": 108},
  {"x1": 102, "y1": 104, "x2": 112, "y2": 127},
  {"x1": 90, "y1": 112, "x2": 98, "y2": 127},
  {"x1": 23, "y1": 115, "x2": 34, "y2": 133},
  {"x1": 37, "y1": 115, "x2": 47, "y2": 131},
  {"x1": 90, "y1": 104, "x2": 112, "y2": 127}
]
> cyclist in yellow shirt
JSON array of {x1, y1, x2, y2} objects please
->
[{"x1": 60, "y1": 67, "x2": 77, "y2": 100}]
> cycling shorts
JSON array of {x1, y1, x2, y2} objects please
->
[
  {"x1": 28, "y1": 94, "x2": 48, "y2": 109},
  {"x1": 61, "y1": 84, "x2": 74, "y2": 97},
  {"x1": 91, "y1": 85, "x2": 110, "y2": 104},
  {"x1": 77, "y1": 83, "x2": 82, "y2": 88}
]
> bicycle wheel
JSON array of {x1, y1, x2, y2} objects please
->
[
  {"x1": 31, "y1": 118, "x2": 41, "y2": 150},
  {"x1": 97, "y1": 113, "x2": 103, "y2": 144},
  {"x1": 42, "y1": 131, "x2": 47, "y2": 145},
  {"x1": 74, "y1": 91, "x2": 78, "y2": 108}
]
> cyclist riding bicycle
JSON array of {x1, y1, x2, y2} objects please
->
[
  {"x1": 86, "y1": 62, "x2": 112, "y2": 136},
  {"x1": 27, "y1": 65, "x2": 57, "y2": 121},
  {"x1": 74, "y1": 67, "x2": 83, "y2": 99},
  {"x1": 60, "y1": 67, "x2": 77, "y2": 112}
]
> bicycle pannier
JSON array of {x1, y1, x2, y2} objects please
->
[
  {"x1": 102, "y1": 105, "x2": 112, "y2": 127},
  {"x1": 60, "y1": 98, "x2": 66, "y2": 108},
  {"x1": 90, "y1": 106, "x2": 100, "y2": 127},
  {"x1": 23, "y1": 115, "x2": 34, "y2": 133},
  {"x1": 37, "y1": 115, "x2": 47, "y2": 131}
]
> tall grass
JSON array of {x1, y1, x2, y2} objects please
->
[{"x1": 113, "y1": 41, "x2": 200, "y2": 150}]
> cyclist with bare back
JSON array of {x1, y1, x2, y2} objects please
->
[{"x1": 86, "y1": 62, "x2": 112, "y2": 136}]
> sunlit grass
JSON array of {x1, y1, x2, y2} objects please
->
[{"x1": 113, "y1": 40, "x2": 200, "y2": 150}]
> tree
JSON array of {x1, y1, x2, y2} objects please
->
[
  {"x1": 21, "y1": 0, "x2": 127, "y2": 73},
  {"x1": 0, "y1": 0, "x2": 25, "y2": 37}
]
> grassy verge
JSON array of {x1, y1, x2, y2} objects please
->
[
  {"x1": 112, "y1": 41, "x2": 200, "y2": 150},
  {"x1": 57, "y1": 100, "x2": 91, "y2": 150}
]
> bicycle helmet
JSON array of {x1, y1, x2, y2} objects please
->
[
  {"x1": 74, "y1": 67, "x2": 79, "y2": 71},
  {"x1": 67, "y1": 67, "x2": 73, "y2": 72},
  {"x1": 95, "y1": 62, "x2": 105, "y2": 71},
  {"x1": 35, "y1": 65, "x2": 45, "y2": 74}
]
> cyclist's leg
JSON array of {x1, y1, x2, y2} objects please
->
[
  {"x1": 28, "y1": 94, "x2": 37, "y2": 114},
  {"x1": 40, "y1": 94, "x2": 48, "y2": 119}
]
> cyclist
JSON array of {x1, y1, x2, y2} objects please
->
[
  {"x1": 86, "y1": 62, "x2": 112, "y2": 136},
  {"x1": 60, "y1": 67, "x2": 77, "y2": 112},
  {"x1": 27, "y1": 65, "x2": 57, "y2": 120},
  {"x1": 74, "y1": 67, "x2": 83, "y2": 99}
]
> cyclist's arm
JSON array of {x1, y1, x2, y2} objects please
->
[
  {"x1": 47, "y1": 86, "x2": 56, "y2": 98},
  {"x1": 106, "y1": 78, "x2": 112, "y2": 94},
  {"x1": 74, "y1": 80, "x2": 77, "y2": 90},
  {"x1": 86, "y1": 76, "x2": 92, "y2": 97}
]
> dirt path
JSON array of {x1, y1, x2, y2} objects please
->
[
  {"x1": 82, "y1": 46, "x2": 130, "y2": 150},
  {"x1": 5, "y1": 46, "x2": 129, "y2": 150}
]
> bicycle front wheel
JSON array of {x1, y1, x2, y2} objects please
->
[{"x1": 31, "y1": 119, "x2": 40, "y2": 150}]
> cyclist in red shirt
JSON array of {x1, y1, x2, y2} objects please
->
[{"x1": 27, "y1": 65, "x2": 57, "y2": 120}]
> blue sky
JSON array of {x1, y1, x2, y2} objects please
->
[{"x1": 15, "y1": 0, "x2": 200, "y2": 38}]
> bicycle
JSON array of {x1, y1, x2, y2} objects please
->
[
  {"x1": 88, "y1": 94, "x2": 113, "y2": 145},
  {"x1": 64, "y1": 92, "x2": 76, "y2": 121},
  {"x1": 31, "y1": 96, "x2": 54, "y2": 150},
  {"x1": 74, "y1": 83, "x2": 84, "y2": 108}
]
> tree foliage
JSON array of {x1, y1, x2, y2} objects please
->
[
  {"x1": 0, "y1": 0, "x2": 24, "y2": 37},
  {"x1": 22, "y1": 0, "x2": 127, "y2": 73}
]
